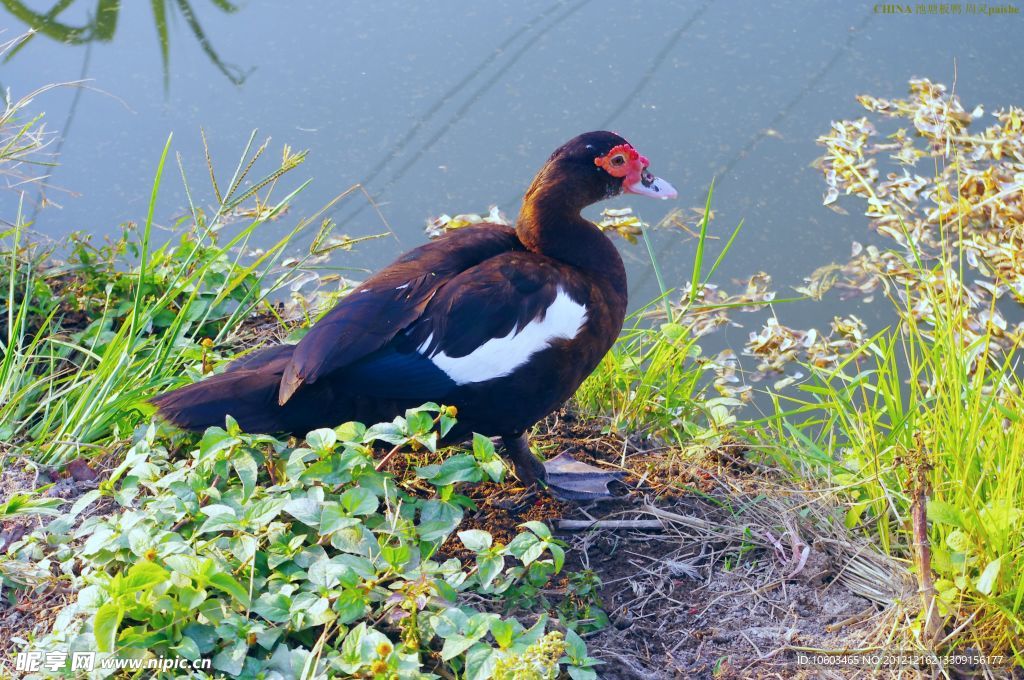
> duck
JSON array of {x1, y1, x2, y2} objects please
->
[{"x1": 152, "y1": 131, "x2": 677, "y2": 500}]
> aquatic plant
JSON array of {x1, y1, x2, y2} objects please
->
[
  {"x1": 0, "y1": 33, "x2": 61, "y2": 199},
  {"x1": 815, "y1": 77, "x2": 1024, "y2": 359}
]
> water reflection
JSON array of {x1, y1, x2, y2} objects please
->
[
  {"x1": 1, "y1": 0, "x2": 249, "y2": 85},
  {"x1": 2, "y1": 0, "x2": 118, "y2": 47},
  {"x1": 331, "y1": 0, "x2": 592, "y2": 228}
]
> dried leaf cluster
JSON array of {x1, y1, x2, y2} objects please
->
[
  {"x1": 425, "y1": 205, "x2": 511, "y2": 238},
  {"x1": 816, "y1": 78, "x2": 1024, "y2": 356}
]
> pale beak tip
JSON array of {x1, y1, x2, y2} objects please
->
[{"x1": 626, "y1": 176, "x2": 678, "y2": 200}]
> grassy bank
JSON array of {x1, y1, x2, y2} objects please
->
[{"x1": 755, "y1": 260, "x2": 1024, "y2": 660}]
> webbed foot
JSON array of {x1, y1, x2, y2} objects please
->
[
  {"x1": 502, "y1": 434, "x2": 624, "y2": 502},
  {"x1": 541, "y1": 451, "x2": 624, "y2": 501}
]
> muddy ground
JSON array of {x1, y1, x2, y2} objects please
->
[{"x1": 452, "y1": 413, "x2": 922, "y2": 679}]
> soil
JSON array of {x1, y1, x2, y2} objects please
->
[
  {"x1": 436, "y1": 412, "x2": 911, "y2": 679},
  {"x1": 0, "y1": 450, "x2": 121, "y2": 654}
]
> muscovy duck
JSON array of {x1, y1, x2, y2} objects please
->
[{"x1": 152, "y1": 131, "x2": 677, "y2": 500}]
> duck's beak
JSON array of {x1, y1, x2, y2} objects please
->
[{"x1": 624, "y1": 167, "x2": 678, "y2": 200}]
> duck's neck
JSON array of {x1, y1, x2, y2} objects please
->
[{"x1": 515, "y1": 167, "x2": 627, "y2": 293}]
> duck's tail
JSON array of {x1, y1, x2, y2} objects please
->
[{"x1": 151, "y1": 345, "x2": 297, "y2": 434}]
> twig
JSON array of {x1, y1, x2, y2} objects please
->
[
  {"x1": 374, "y1": 442, "x2": 404, "y2": 472},
  {"x1": 936, "y1": 608, "x2": 979, "y2": 647},
  {"x1": 697, "y1": 580, "x2": 782, "y2": 618},
  {"x1": 909, "y1": 439, "x2": 943, "y2": 647},
  {"x1": 558, "y1": 519, "x2": 665, "y2": 531},
  {"x1": 642, "y1": 504, "x2": 748, "y2": 541},
  {"x1": 824, "y1": 606, "x2": 876, "y2": 633},
  {"x1": 740, "y1": 631, "x2": 763, "y2": 657}
]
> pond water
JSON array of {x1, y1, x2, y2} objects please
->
[{"x1": 3, "y1": 1, "x2": 1022, "y2": 390}]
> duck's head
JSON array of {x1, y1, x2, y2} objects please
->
[
  {"x1": 540, "y1": 131, "x2": 678, "y2": 207},
  {"x1": 517, "y1": 131, "x2": 678, "y2": 277}
]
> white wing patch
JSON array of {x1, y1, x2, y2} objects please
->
[{"x1": 418, "y1": 289, "x2": 588, "y2": 385}]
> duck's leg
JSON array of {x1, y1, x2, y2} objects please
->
[{"x1": 501, "y1": 434, "x2": 623, "y2": 502}]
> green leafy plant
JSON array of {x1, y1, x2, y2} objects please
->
[
  {"x1": 3, "y1": 410, "x2": 597, "y2": 679},
  {"x1": 557, "y1": 569, "x2": 609, "y2": 634},
  {"x1": 0, "y1": 490, "x2": 63, "y2": 521}
]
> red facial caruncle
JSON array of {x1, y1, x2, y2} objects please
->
[
  {"x1": 594, "y1": 142, "x2": 677, "y2": 200},
  {"x1": 594, "y1": 143, "x2": 648, "y2": 178}
]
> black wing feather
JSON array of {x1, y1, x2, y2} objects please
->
[
  {"x1": 341, "y1": 346, "x2": 457, "y2": 398},
  {"x1": 279, "y1": 225, "x2": 521, "y2": 403}
]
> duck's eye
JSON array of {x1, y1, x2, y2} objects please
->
[{"x1": 594, "y1": 143, "x2": 639, "y2": 177}]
